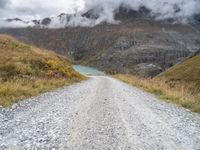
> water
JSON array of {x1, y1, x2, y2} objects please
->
[{"x1": 72, "y1": 65, "x2": 105, "y2": 76}]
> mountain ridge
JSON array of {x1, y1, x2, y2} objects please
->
[{"x1": 3, "y1": 5, "x2": 200, "y2": 28}]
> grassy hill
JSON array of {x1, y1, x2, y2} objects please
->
[
  {"x1": 158, "y1": 53, "x2": 200, "y2": 95},
  {"x1": 0, "y1": 35, "x2": 85, "y2": 107},
  {"x1": 116, "y1": 53, "x2": 200, "y2": 113}
]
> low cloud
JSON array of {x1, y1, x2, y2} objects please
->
[
  {"x1": 0, "y1": 0, "x2": 10, "y2": 8},
  {"x1": 0, "y1": 0, "x2": 200, "y2": 28},
  {"x1": 82, "y1": 0, "x2": 200, "y2": 23}
]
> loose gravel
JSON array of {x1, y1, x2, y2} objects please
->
[{"x1": 0, "y1": 76, "x2": 200, "y2": 150}]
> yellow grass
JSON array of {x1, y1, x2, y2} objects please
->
[
  {"x1": 0, "y1": 34, "x2": 86, "y2": 107},
  {"x1": 0, "y1": 78, "x2": 78, "y2": 106},
  {"x1": 115, "y1": 74, "x2": 200, "y2": 113}
]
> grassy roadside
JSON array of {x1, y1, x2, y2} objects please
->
[
  {"x1": 115, "y1": 51, "x2": 200, "y2": 113},
  {"x1": 0, "y1": 78, "x2": 83, "y2": 107},
  {"x1": 0, "y1": 34, "x2": 86, "y2": 107},
  {"x1": 115, "y1": 74, "x2": 200, "y2": 113}
]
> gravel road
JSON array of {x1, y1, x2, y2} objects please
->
[{"x1": 0, "y1": 76, "x2": 200, "y2": 150}]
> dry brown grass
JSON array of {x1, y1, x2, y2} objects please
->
[
  {"x1": 115, "y1": 74, "x2": 200, "y2": 113},
  {"x1": 0, "y1": 78, "x2": 79, "y2": 107},
  {"x1": 0, "y1": 34, "x2": 86, "y2": 107}
]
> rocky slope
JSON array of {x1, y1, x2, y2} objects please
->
[{"x1": 1, "y1": 7, "x2": 200, "y2": 76}]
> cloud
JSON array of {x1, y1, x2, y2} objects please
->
[
  {"x1": 0, "y1": 0, "x2": 200, "y2": 27},
  {"x1": 69, "y1": 0, "x2": 200, "y2": 26},
  {"x1": 0, "y1": 19, "x2": 34, "y2": 28},
  {"x1": 0, "y1": 0, "x2": 85, "y2": 19},
  {"x1": 83, "y1": 0, "x2": 200, "y2": 23},
  {"x1": 0, "y1": 0, "x2": 10, "y2": 8}
]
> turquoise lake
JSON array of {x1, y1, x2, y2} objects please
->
[{"x1": 72, "y1": 65, "x2": 105, "y2": 76}]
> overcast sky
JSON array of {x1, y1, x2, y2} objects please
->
[
  {"x1": 0, "y1": 0, "x2": 199, "y2": 27},
  {"x1": 0, "y1": 0, "x2": 85, "y2": 20}
]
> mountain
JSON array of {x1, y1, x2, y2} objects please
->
[
  {"x1": 6, "y1": 18, "x2": 24, "y2": 23},
  {"x1": 82, "y1": 7, "x2": 103, "y2": 20},
  {"x1": 114, "y1": 5, "x2": 151, "y2": 21},
  {"x1": 4, "y1": 5, "x2": 200, "y2": 28},
  {"x1": 4, "y1": 13, "x2": 76, "y2": 28},
  {"x1": 0, "y1": 34, "x2": 84, "y2": 107},
  {"x1": 1, "y1": 6, "x2": 200, "y2": 77}
]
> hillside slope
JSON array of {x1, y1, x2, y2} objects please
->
[
  {"x1": 158, "y1": 53, "x2": 200, "y2": 95},
  {"x1": 0, "y1": 35, "x2": 85, "y2": 107},
  {"x1": 116, "y1": 53, "x2": 200, "y2": 112}
]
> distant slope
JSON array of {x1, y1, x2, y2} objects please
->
[
  {"x1": 116, "y1": 53, "x2": 200, "y2": 112},
  {"x1": 0, "y1": 35, "x2": 85, "y2": 107},
  {"x1": 158, "y1": 53, "x2": 200, "y2": 93}
]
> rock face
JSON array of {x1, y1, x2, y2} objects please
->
[
  {"x1": 194, "y1": 14, "x2": 200, "y2": 23},
  {"x1": 82, "y1": 7, "x2": 103, "y2": 20},
  {"x1": 114, "y1": 5, "x2": 151, "y2": 22},
  {"x1": 115, "y1": 37, "x2": 136, "y2": 51},
  {"x1": 1, "y1": 8, "x2": 200, "y2": 77},
  {"x1": 6, "y1": 18, "x2": 23, "y2": 22},
  {"x1": 41, "y1": 18, "x2": 52, "y2": 26},
  {"x1": 5, "y1": 18, "x2": 29, "y2": 24}
]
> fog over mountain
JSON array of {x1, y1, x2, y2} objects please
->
[{"x1": 0, "y1": 0, "x2": 200, "y2": 27}]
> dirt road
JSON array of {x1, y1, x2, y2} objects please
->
[{"x1": 0, "y1": 76, "x2": 200, "y2": 150}]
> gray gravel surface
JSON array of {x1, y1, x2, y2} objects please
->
[{"x1": 0, "y1": 76, "x2": 200, "y2": 150}]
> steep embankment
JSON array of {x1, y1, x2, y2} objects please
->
[
  {"x1": 0, "y1": 35, "x2": 85, "y2": 107},
  {"x1": 116, "y1": 53, "x2": 200, "y2": 112}
]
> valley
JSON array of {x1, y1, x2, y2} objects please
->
[
  {"x1": 0, "y1": 1, "x2": 200, "y2": 149},
  {"x1": 1, "y1": 16, "x2": 200, "y2": 77}
]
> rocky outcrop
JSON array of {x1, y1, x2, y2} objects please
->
[
  {"x1": 114, "y1": 5, "x2": 151, "y2": 21},
  {"x1": 82, "y1": 7, "x2": 103, "y2": 20},
  {"x1": 6, "y1": 18, "x2": 23, "y2": 22},
  {"x1": 41, "y1": 17, "x2": 51, "y2": 25},
  {"x1": 133, "y1": 63, "x2": 163, "y2": 77},
  {"x1": 114, "y1": 37, "x2": 136, "y2": 50},
  {"x1": 91, "y1": 45, "x2": 191, "y2": 76}
]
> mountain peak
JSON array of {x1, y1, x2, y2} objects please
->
[
  {"x1": 82, "y1": 7, "x2": 104, "y2": 20},
  {"x1": 3, "y1": 5, "x2": 200, "y2": 28},
  {"x1": 6, "y1": 18, "x2": 23, "y2": 22},
  {"x1": 114, "y1": 5, "x2": 151, "y2": 21}
]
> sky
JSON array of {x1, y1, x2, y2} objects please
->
[
  {"x1": 0, "y1": 0, "x2": 200, "y2": 27},
  {"x1": 0, "y1": 0, "x2": 85, "y2": 20}
]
